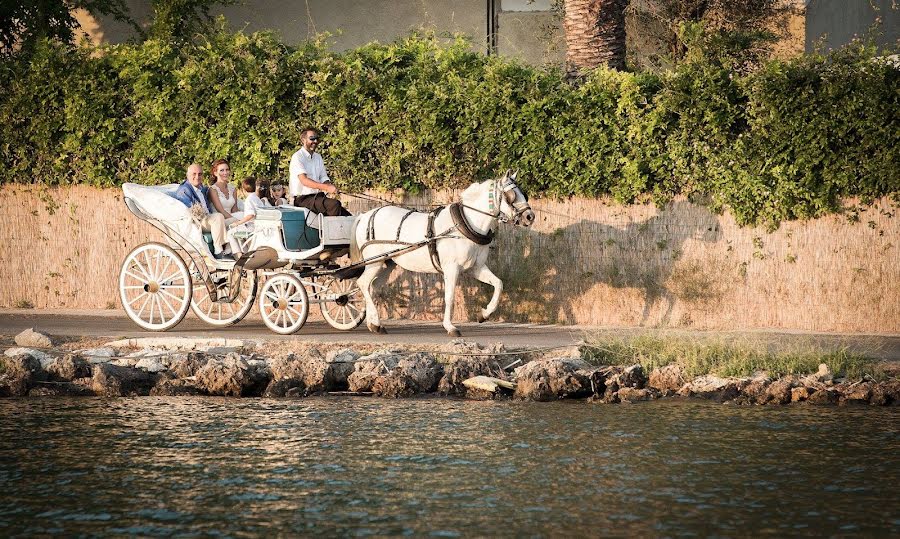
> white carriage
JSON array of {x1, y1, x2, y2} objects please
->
[{"x1": 118, "y1": 183, "x2": 365, "y2": 334}]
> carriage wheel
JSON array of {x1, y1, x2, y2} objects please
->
[
  {"x1": 119, "y1": 242, "x2": 191, "y2": 331},
  {"x1": 258, "y1": 274, "x2": 309, "y2": 335},
  {"x1": 190, "y1": 264, "x2": 258, "y2": 327},
  {"x1": 318, "y1": 276, "x2": 365, "y2": 331}
]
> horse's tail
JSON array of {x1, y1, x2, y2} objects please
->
[{"x1": 349, "y1": 213, "x2": 364, "y2": 264}]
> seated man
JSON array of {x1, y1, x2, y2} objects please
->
[
  {"x1": 174, "y1": 163, "x2": 230, "y2": 259},
  {"x1": 289, "y1": 127, "x2": 351, "y2": 216}
]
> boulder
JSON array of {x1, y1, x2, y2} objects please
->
[
  {"x1": 263, "y1": 378, "x2": 309, "y2": 398},
  {"x1": 839, "y1": 382, "x2": 874, "y2": 405},
  {"x1": 648, "y1": 365, "x2": 685, "y2": 395},
  {"x1": 14, "y1": 328, "x2": 52, "y2": 349},
  {"x1": 801, "y1": 363, "x2": 834, "y2": 386},
  {"x1": 135, "y1": 355, "x2": 168, "y2": 373},
  {"x1": 513, "y1": 357, "x2": 592, "y2": 401},
  {"x1": 170, "y1": 352, "x2": 209, "y2": 378},
  {"x1": 267, "y1": 350, "x2": 335, "y2": 396},
  {"x1": 27, "y1": 381, "x2": 95, "y2": 397},
  {"x1": 438, "y1": 356, "x2": 507, "y2": 397},
  {"x1": 585, "y1": 364, "x2": 645, "y2": 402},
  {"x1": 194, "y1": 354, "x2": 249, "y2": 397},
  {"x1": 615, "y1": 387, "x2": 657, "y2": 403},
  {"x1": 791, "y1": 386, "x2": 813, "y2": 403},
  {"x1": 326, "y1": 348, "x2": 361, "y2": 388},
  {"x1": 91, "y1": 363, "x2": 157, "y2": 397},
  {"x1": 681, "y1": 375, "x2": 747, "y2": 402},
  {"x1": 869, "y1": 380, "x2": 900, "y2": 406},
  {"x1": 764, "y1": 377, "x2": 795, "y2": 405},
  {"x1": 371, "y1": 353, "x2": 444, "y2": 398},
  {"x1": 150, "y1": 378, "x2": 207, "y2": 396},
  {"x1": 0, "y1": 353, "x2": 46, "y2": 397},
  {"x1": 807, "y1": 388, "x2": 839, "y2": 405},
  {"x1": 47, "y1": 353, "x2": 92, "y2": 381},
  {"x1": 741, "y1": 374, "x2": 773, "y2": 404},
  {"x1": 81, "y1": 347, "x2": 115, "y2": 364},
  {"x1": 5, "y1": 347, "x2": 53, "y2": 369},
  {"x1": 347, "y1": 351, "x2": 403, "y2": 392}
]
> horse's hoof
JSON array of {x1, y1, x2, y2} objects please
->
[
  {"x1": 448, "y1": 329, "x2": 462, "y2": 337},
  {"x1": 368, "y1": 323, "x2": 387, "y2": 335},
  {"x1": 477, "y1": 313, "x2": 488, "y2": 323}
]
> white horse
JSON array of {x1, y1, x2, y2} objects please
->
[{"x1": 349, "y1": 170, "x2": 536, "y2": 336}]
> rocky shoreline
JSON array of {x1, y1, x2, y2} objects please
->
[{"x1": 2, "y1": 330, "x2": 898, "y2": 405}]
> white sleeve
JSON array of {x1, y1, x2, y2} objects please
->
[
  {"x1": 245, "y1": 196, "x2": 258, "y2": 216},
  {"x1": 320, "y1": 155, "x2": 330, "y2": 184},
  {"x1": 288, "y1": 153, "x2": 302, "y2": 197}
]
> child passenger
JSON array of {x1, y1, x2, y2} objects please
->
[
  {"x1": 268, "y1": 181, "x2": 288, "y2": 206},
  {"x1": 227, "y1": 177, "x2": 272, "y2": 254}
]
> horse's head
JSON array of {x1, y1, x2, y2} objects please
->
[{"x1": 496, "y1": 170, "x2": 535, "y2": 227}]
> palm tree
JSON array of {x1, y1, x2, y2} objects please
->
[{"x1": 563, "y1": 0, "x2": 629, "y2": 75}]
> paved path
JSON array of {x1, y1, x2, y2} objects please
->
[{"x1": 1, "y1": 310, "x2": 898, "y2": 360}]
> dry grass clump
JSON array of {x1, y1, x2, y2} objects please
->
[{"x1": 580, "y1": 332, "x2": 885, "y2": 380}]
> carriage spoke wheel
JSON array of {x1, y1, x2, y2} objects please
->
[
  {"x1": 190, "y1": 263, "x2": 258, "y2": 327},
  {"x1": 318, "y1": 276, "x2": 365, "y2": 331},
  {"x1": 119, "y1": 242, "x2": 191, "y2": 331},
  {"x1": 258, "y1": 274, "x2": 309, "y2": 335}
]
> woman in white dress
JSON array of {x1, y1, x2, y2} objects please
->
[{"x1": 208, "y1": 158, "x2": 244, "y2": 225}]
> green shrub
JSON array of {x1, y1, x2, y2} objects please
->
[{"x1": 0, "y1": 25, "x2": 897, "y2": 227}]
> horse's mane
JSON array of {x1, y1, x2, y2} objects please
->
[{"x1": 460, "y1": 179, "x2": 493, "y2": 204}]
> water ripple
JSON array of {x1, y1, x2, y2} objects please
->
[{"x1": 0, "y1": 398, "x2": 897, "y2": 537}]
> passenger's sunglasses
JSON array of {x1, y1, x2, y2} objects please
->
[{"x1": 308, "y1": 136, "x2": 319, "y2": 142}]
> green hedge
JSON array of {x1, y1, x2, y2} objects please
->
[{"x1": 0, "y1": 27, "x2": 897, "y2": 227}]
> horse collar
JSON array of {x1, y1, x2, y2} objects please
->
[{"x1": 450, "y1": 203, "x2": 495, "y2": 245}]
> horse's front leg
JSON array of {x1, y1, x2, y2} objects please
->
[
  {"x1": 472, "y1": 264, "x2": 503, "y2": 323},
  {"x1": 442, "y1": 264, "x2": 462, "y2": 337},
  {"x1": 357, "y1": 263, "x2": 387, "y2": 334}
]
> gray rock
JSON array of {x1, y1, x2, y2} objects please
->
[
  {"x1": 684, "y1": 375, "x2": 747, "y2": 402},
  {"x1": 14, "y1": 328, "x2": 52, "y2": 349},
  {"x1": 648, "y1": 365, "x2": 685, "y2": 394},
  {"x1": 347, "y1": 351, "x2": 403, "y2": 392},
  {"x1": 5, "y1": 347, "x2": 53, "y2": 369},
  {"x1": 839, "y1": 382, "x2": 874, "y2": 405},
  {"x1": 195, "y1": 354, "x2": 249, "y2": 397},
  {"x1": 371, "y1": 353, "x2": 444, "y2": 398},
  {"x1": 326, "y1": 348, "x2": 361, "y2": 388},
  {"x1": 135, "y1": 356, "x2": 168, "y2": 373},
  {"x1": 204, "y1": 346, "x2": 242, "y2": 356},
  {"x1": 170, "y1": 352, "x2": 209, "y2": 378},
  {"x1": 438, "y1": 356, "x2": 507, "y2": 398},
  {"x1": 150, "y1": 378, "x2": 206, "y2": 396},
  {"x1": 47, "y1": 353, "x2": 92, "y2": 381},
  {"x1": 741, "y1": 374, "x2": 773, "y2": 404},
  {"x1": 264, "y1": 378, "x2": 309, "y2": 398},
  {"x1": 587, "y1": 364, "x2": 646, "y2": 402},
  {"x1": 764, "y1": 377, "x2": 796, "y2": 405},
  {"x1": 791, "y1": 386, "x2": 813, "y2": 403},
  {"x1": 870, "y1": 380, "x2": 900, "y2": 406},
  {"x1": 268, "y1": 350, "x2": 336, "y2": 395},
  {"x1": 81, "y1": 347, "x2": 115, "y2": 364},
  {"x1": 27, "y1": 380, "x2": 95, "y2": 397},
  {"x1": 807, "y1": 388, "x2": 839, "y2": 405},
  {"x1": 0, "y1": 353, "x2": 46, "y2": 397},
  {"x1": 513, "y1": 357, "x2": 592, "y2": 401},
  {"x1": 91, "y1": 363, "x2": 157, "y2": 397},
  {"x1": 615, "y1": 387, "x2": 657, "y2": 403}
]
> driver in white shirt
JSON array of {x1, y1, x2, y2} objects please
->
[{"x1": 288, "y1": 128, "x2": 351, "y2": 216}]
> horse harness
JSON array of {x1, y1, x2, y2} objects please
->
[{"x1": 359, "y1": 202, "x2": 495, "y2": 275}]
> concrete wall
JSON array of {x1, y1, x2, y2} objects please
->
[
  {"x1": 84, "y1": 0, "x2": 487, "y2": 51},
  {"x1": 2, "y1": 185, "x2": 897, "y2": 334},
  {"x1": 805, "y1": 0, "x2": 899, "y2": 52}
]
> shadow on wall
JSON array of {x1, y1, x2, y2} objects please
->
[
  {"x1": 481, "y1": 200, "x2": 723, "y2": 325},
  {"x1": 370, "y1": 200, "x2": 724, "y2": 326}
]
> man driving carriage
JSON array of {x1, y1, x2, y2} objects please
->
[{"x1": 288, "y1": 127, "x2": 352, "y2": 217}]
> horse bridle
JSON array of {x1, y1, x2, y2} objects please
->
[{"x1": 461, "y1": 177, "x2": 531, "y2": 225}]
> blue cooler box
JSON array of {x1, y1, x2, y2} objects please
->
[{"x1": 276, "y1": 207, "x2": 320, "y2": 250}]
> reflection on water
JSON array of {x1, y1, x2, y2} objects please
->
[{"x1": 1, "y1": 398, "x2": 898, "y2": 536}]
